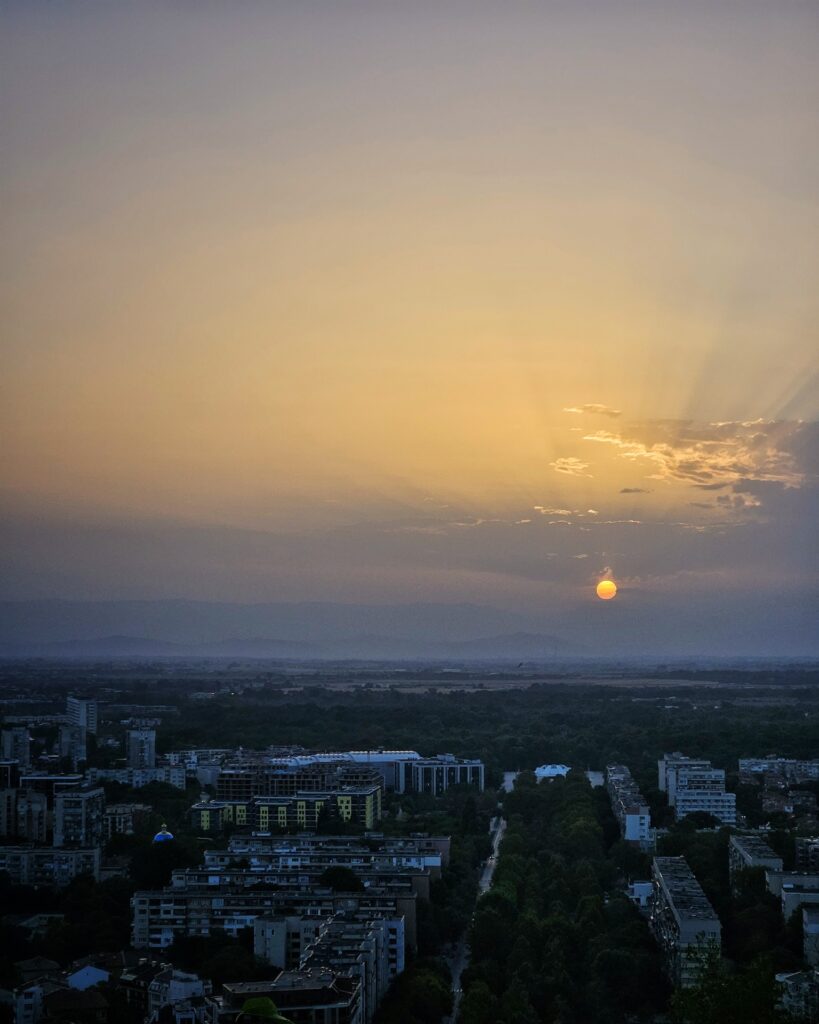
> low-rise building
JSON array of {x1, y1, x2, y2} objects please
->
[
  {"x1": 777, "y1": 969, "x2": 819, "y2": 1023},
  {"x1": 147, "y1": 968, "x2": 211, "y2": 1021},
  {"x1": 648, "y1": 856, "x2": 722, "y2": 987},
  {"x1": 220, "y1": 971, "x2": 362, "y2": 1024},
  {"x1": 534, "y1": 764, "x2": 571, "y2": 781}
]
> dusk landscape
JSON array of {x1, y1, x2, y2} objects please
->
[{"x1": 1, "y1": 4, "x2": 817, "y2": 1023}]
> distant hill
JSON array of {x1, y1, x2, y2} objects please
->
[{"x1": 0, "y1": 628, "x2": 581, "y2": 662}]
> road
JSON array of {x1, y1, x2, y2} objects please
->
[{"x1": 444, "y1": 771, "x2": 517, "y2": 1023}]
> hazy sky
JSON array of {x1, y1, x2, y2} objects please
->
[{"x1": 1, "y1": 2, "x2": 817, "y2": 648}]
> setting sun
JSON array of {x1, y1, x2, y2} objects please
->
[{"x1": 596, "y1": 580, "x2": 617, "y2": 601}]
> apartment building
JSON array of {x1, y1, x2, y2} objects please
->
[
  {"x1": 53, "y1": 786, "x2": 105, "y2": 848},
  {"x1": 58, "y1": 724, "x2": 87, "y2": 766},
  {"x1": 606, "y1": 764, "x2": 653, "y2": 845},
  {"x1": 127, "y1": 729, "x2": 157, "y2": 769},
  {"x1": 659, "y1": 754, "x2": 712, "y2": 800},
  {"x1": 131, "y1": 884, "x2": 417, "y2": 953},
  {"x1": 0, "y1": 789, "x2": 48, "y2": 843},
  {"x1": 674, "y1": 790, "x2": 737, "y2": 826},
  {"x1": 103, "y1": 802, "x2": 153, "y2": 839},
  {"x1": 301, "y1": 913, "x2": 395, "y2": 1022},
  {"x1": 649, "y1": 856, "x2": 722, "y2": 987},
  {"x1": 87, "y1": 766, "x2": 185, "y2": 790},
  {"x1": 0, "y1": 727, "x2": 31, "y2": 768},
  {"x1": 219, "y1": 972, "x2": 362, "y2": 1024},
  {"x1": 728, "y1": 834, "x2": 783, "y2": 881},
  {"x1": 216, "y1": 763, "x2": 383, "y2": 802},
  {"x1": 739, "y1": 758, "x2": 819, "y2": 784},
  {"x1": 66, "y1": 697, "x2": 98, "y2": 735},
  {"x1": 193, "y1": 784, "x2": 383, "y2": 834},
  {"x1": 658, "y1": 753, "x2": 736, "y2": 825},
  {"x1": 204, "y1": 833, "x2": 448, "y2": 878},
  {"x1": 797, "y1": 838, "x2": 819, "y2": 872},
  {"x1": 0, "y1": 846, "x2": 101, "y2": 886}
]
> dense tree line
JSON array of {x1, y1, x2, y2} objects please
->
[{"x1": 460, "y1": 772, "x2": 670, "y2": 1024}]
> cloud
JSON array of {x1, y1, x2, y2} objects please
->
[
  {"x1": 550, "y1": 457, "x2": 592, "y2": 477},
  {"x1": 581, "y1": 419, "x2": 808, "y2": 493},
  {"x1": 620, "y1": 487, "x2": 651, "y2": 494},
  {"x1": 563, "y1": 404, "x2": 622, "y2": 417}
]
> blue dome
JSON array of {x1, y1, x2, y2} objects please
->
[{"x1": 153, "y1": 825, "x2": 174, "y2": 843}]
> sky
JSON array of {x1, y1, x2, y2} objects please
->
[{"x1": 1, "y1": 2, "x2": 817, "y2": 653}]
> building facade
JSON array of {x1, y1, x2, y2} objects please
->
[
  {"x1": 66, "y1": 697, "x2": 98, "y2": 735},
  {"x1": 648, "y1": 856, "x2": 722, "y2": 987}
]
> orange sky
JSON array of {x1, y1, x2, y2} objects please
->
[{"x1": 1, "y1": 2, "x2": 817, "y2": 639}]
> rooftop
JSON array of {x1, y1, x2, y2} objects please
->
[{"x1": 654, "y1": 857, "x2": 720, "y2": 923}]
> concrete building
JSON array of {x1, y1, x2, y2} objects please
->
[
  {"x1": 797, "y1": 838, "x2": 819, "y2": 872},
  {"x1": 127, "y1": 729, "x2": 157, "y2": 770},
  {"x1": 0, "y1": 760, "x2": 21, "y2": 789},
  {"x1": 659, "y1": 753, "x2": 712, "y2": 801},
  {"x1": 217, "y1": 762, "x2": 383, "y2": 802},
  {"x1": 776, "y1": 969, "x2": 819, "y2": 1022},
  {"x1": 626, "y1": 880, "x2": 653, "y2": 910},
  {"x1": 131, "y1": 884, "x2": 416, "y2": 955},
  {"x1": 254, "y1": 914, "x2": 330, "y2": 970},
  {"x1": 606, "y1": 764, "x2": 653, "y2": 845},
  {"x1": 87, "y1": 766, "x2": 185, "y2": 789},
  {"x1": 781, "y1": 883, "x2": 819, "y2": 921},
  {"x1": 765, "y1": 869, "x2": 819, "y2": 897},
  {"x1": 728, "y1": 834, "x2": 783, "y2": 881},
  {"x1": 805, "y1": 909, "x2": 819, "y2": 968},
  {"x1": 58, "y1": 724, "x2": 87, "y2": 766},
  {"x1": 0, "y1": 788, "x2": 48, "y2": 843},
  {"x1": 401, "y1": 754, "x2": 485, "y2": 796},
  {"x1": 66, "y1": 697, "x2": 98, "y2": 735},
  {"x1": 220, "y1": 971, "x2": 362, "y2": 1024},
  {"x1": 103, "y1": 802, "x2": 153, "y2": 839},
  {"x1": 195, "y1": 784, "x2": 383, "y2": 834},
  {"x1": 147, "y1": 968, "x2": 211, "y2": 1021},
  {"x1": 659, "y1": 753, "x2": 736, "y2": 825},
  {"x1": 739, "y1": 757, "x2": 819, "y2": 784},
  {"x1": 302, "y1": 913, "x2": 395, "y2": 1022},
  {"x1": 0, "y1": 727, "x2": 31, "y2": 768},
  {"x1": 649, "y1": 856, "x2": 722, "y2": 987},
  {"x1": 54, "y1": 786, "x2": 105, "y2": 848},
  {"x1": 674, "y1": 790, "x2": 736, "y2": 825},
  {"x1": 205, "y1": 833, "x2": 448, "y2": 878},
  {"x1": 0, "y1": 845, "x2": 101, "y2": 885}
]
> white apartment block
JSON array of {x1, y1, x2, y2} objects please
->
[
  {"x1": 66, "y1": 697, "x2": 98, "y2": 735},
  {"x1": 659, "y1": 753, "x2": 736, "y2": 825},
  {"x1": 606, "y1": 764, "x2": 653, "y2": 845}
]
